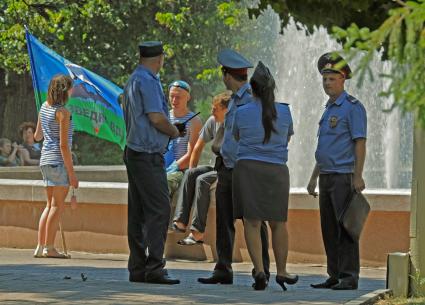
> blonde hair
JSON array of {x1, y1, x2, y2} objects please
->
[
  {"x1": 212, "y1": 91, "x2": 231, "y2": 109},
  {"x1": 47, "y1": 74, "x2": 73, "y2": 106}
]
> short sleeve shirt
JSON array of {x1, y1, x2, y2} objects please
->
[
  {"x1": 122, "y1": 65, "x2": 169, "y2": 153},
  {"x1": 233, "y1": 101, "x2": 294, "y2": 164},
  {"x1": 220, "y1": 83, "x2": 252, "y2": 168},
  {"x1": 200, "y1": 116, "x2": 224, "y2": 155},
  {"x1": 315, "y1": 91, "x2": 367, "y2": 173}
]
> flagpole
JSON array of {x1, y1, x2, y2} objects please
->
[{"x1": 25, "y1": 26, "x2": 43, "y2": 111}]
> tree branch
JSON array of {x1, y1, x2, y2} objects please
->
[
  {"x1": 21, "y1": 0, "x2": 59, "y2": 20},
  {"x1": 394, "y1": 0, "x2": 407, "y2": 7}
]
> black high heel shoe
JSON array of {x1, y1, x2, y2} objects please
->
[
  {"x1": 276, "y1": 274, "x2": 299, "y2": 291},
  {"x1": 252, "y1": 272, "x2": 268, "y2": 290}
]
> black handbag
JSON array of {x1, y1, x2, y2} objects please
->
[{"x1": 340, "y1": 192, "x2": 370, "y2": 241}]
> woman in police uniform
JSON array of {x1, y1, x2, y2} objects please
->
[{"x1": 232, "y1": 61, "x2": 298, "y2": 291}]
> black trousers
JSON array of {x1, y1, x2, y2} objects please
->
[
  {"x1": 215, "y1": 163, "x2": 270, "y2": 274},
  {"x1": 319, "y1": 173, "x2": 359, "y2": 283},
  {"x1": 124, "y1": 147, "x2": 170, "y2": 276}
]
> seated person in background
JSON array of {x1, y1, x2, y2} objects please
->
[
  {"x1": 172, "y1": 92, "x2": 230, "y2": 245},
  {"x1": 167, "y1": 80, "x2": 202, "y2": 197},
  {"x1": 0, "y1": 138, "x2": 23, "y2": 167},
  {"x1": 18, "y1": 121, "x2": 41, "y2": 165}
]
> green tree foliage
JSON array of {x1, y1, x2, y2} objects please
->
[
  {"x1": 248, "y1": 0, "x2": 399, "y2": 34},
  {"x1": 0, "y1": 0, "x2": 241, "y2": 87},
  {"x1": 253, "y1": 0, "x2": 424, "y2": 125},
  {"x1": 332, "y1": 0, "x2": 425, "y2": 126},
  {"x1": 0, "y1": 0, "x2": 274, "y2": 164}
]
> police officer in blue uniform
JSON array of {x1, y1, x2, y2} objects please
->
[
  {"x1": 307, "y1": 52, "x2": 367, "y2": 290},
  {"x1": 122, "y1": 41, "x2": 182, "y2": 285},
  {"x1": 198, "y1": 49, "x2": 270, "y2": 284}
]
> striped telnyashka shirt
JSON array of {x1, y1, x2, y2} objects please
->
[
  {"x1": 39, "y1": 102, "x2": 73, "y2": 166},
  {"x1": 169, "y1": 111, "x2": 194, "y2": 161}
]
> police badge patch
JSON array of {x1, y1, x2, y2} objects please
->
[{"x1": 329, "y1": 116, "x2": 338, "y2": 128}]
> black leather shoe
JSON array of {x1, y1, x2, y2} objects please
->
[
  {"x1": 331, "y1": 281, "x2": 358, "y2": 290},
  {"x1": 311, "y1": 278, "x2": 339, "y2": 289},
  {"x1": 251, "y1": 268, "x2": 270, "y2": 281},
  {"x1": 198, "y1": 270, "x2": 233, "y2": 284},
  {"x1": 145, "y1": 271, "x2": 180, "y2": 285},
  {"x1": 252, "y1": 272, "x2": 268, "y2": 290},
  {"x1": 129, "y1": 273, "x2": 145, "y2": 283}
]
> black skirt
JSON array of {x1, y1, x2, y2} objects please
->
[{"x1": 233, "y1": 159, "x2": 289, "y2": 221}]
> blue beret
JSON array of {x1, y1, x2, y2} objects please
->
[
  {"x1": 217, "y1": 49, "x2": 253, "y2": 69},
  {"x1": 169, "y1": 80, "x2": 191, "y2": 93},
  {"x1": 139, "y1": 41, "x2": 164, "y2": 58}
]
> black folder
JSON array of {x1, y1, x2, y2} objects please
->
[{"x1": 340, "y1": 192, "x2": 370, "y2": 241}]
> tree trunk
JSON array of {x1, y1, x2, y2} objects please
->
[
  {"x1": 409, "y1": 124, "x2": 425, "y2": 295},
  {"x1": 0, "y1": 71, "x2": 37, "y2": 142},
  {"x1": 0, "y1": 69, "x2": 6, "y2": 136}
]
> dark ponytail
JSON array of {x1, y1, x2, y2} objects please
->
[{"x1": 250, "y1": 65, "x2": 277, "y2": 144}]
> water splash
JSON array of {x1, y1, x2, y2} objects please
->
[{"x1": 246, "y1": 8, "x2": 413, "y2": 189}]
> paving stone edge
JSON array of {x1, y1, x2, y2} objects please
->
[{"x1": 344, "y1": 289, "x2": 392, "y2": 305}]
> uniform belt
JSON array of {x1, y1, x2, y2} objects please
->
[
  {"x1": 126, "y1": 147, "x2": 162, "y2": 158},
  {"x1": 214, "y1": 156, "x2": 233, "y2": 172},
  {"x1": 319, "y1": 173, "x2": 352, "y2": 176}
]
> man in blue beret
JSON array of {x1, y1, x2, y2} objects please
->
[
  {"x1": 307, "y1": 52, "x2": 367, "y2": 290},
  {"x1": 122, "y1": 41, "x2": 182, "y2": 285},
  {"x1": 198, "y1": 49, "x2": 270, "y2": 285},
  {"x1": 166, "y1": 80, "x2": 202, "y2": 198}
]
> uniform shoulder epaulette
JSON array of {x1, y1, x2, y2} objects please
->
[{"x1": 347, "y1": 95, "x2": 359, "y2": 104}]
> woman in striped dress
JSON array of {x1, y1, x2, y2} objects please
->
[{"x1": 33, "y1": 74, "x2": 79, "y2": 258}]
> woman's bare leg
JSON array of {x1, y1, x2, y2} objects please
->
[
  {"x1": 37, "y1": 187, "x2": 53, "y2": 246},
  {"x1": 244, "y1": 218, "x2": 264, "y2": 275},
  {"x1": 269, "y1": 220, "x2": 289, "y2": 277},
  {"x1": 44, "y1": 186, "x2": 69, "y2": 247}
]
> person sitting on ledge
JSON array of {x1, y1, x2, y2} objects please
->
[
  {"x1": 0, "y1": 138, "x2": 23, "y2": 167},
  {"x1": 171, "y1": 91, "x2": 230, "y2": 245},
  {"x1": 166, "y1": 80, "x2": 202, "y2": 198},
  {"x1": 18, "y1": 121, "x2": 41, "y2": 166}
]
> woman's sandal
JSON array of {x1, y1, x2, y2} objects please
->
[
  {"x1": 177, "y1": 233, "x2": 204, "y2": 246},
  {"x1": 33, "y1": 245, "x2": 43, "y2": 258},
  {"x1": 42, "y1": 247, "x2": 70, "y2": 259}
]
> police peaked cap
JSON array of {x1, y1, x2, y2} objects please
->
[
  {"x1": 317, "y1": 52, "x2": 352, "y2": 79},
  {"x1": 217, "y1": 49, "x2": 253, "y2": 75},
  {"x1": 139, "y1": 41, "x2": 164, "y2": 58}
]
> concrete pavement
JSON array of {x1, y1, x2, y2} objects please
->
[{"x1": 0, "y1": 248, "x2": 386, "y2": 304}]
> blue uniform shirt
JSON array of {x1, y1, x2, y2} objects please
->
[
  {"x1": 233, "y1": 101, "x2": 294, "y2": 165},
  {"x1": 123, "y1": 65, "x2": 169, "y2": 153},
  {"x1": 220, "y1": 83, "x2": 252, "y2": 168},
  {"x1": 315, "y1": 91, "x2": 367, "y2": 173}
]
